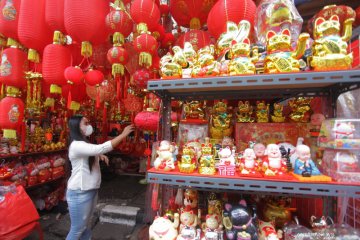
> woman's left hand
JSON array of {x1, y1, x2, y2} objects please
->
[{"x1": 100, "y1": 155, "x2": 109, "y2": 166}]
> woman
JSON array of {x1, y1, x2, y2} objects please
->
[{"x1": 66, "y1": 115, "x2": 134, "y2": 240}]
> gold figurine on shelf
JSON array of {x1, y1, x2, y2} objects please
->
[
  {"x1": 256, "y1": 101, "x2": 270, "y2": 123},
  {"x1": 288, "y1": 97, "x2": 312, "y2": 123},
  {"x1": 264, "y1": 29, "x2": 309, "y2": 73},
  {"x1": 210, "y1": 101, "x2": 233, "y2": 139},
  {"x1": 159, "y1": 52, "x2": 183, "y2": 79},
  {"x1": 271, "y1": 103, "x2": 285, "y2": 123},
  {"x1": 199, "y1": 137, "x2": 216, "y2": 175},
  {"x1": 182, "y1": 101, "x2": 207, "y2": 123},
  {"x1": 191, "y1": 45, "x2": 220, "y2": 78},
  {"x1": 236, "y1": 101, "x2": 254, "y2": 123},
  {"x1": 310, "y1": 14, "x2": 354, "y2": 71},
  {"x1": 178, "y1": 145, "x2": 197, "y2": 173}
]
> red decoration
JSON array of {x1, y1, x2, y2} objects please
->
[
  {"x1": 207, "y1": 0, "x2": 256, "y2": 39},
  {"x1": 45, "y1": 0, "x2": 66, "y2": 33},
  {"x1": 64, "y1": 0, "x2": 109, "y2": 44},
  {"x1": 106, "y1": 7, "x2": 133, "y2": 37},
  {"x1": 0, "y1": 0, "x2": 21, "y2": 40},
  {"x1": 356, "y1": 6, "x2": 360, "y2": 27},
  {"x1": 84, "y1": 69, "x2": 104, "y2": 86},
  {"x1": 153, "y1": 24, "x2": 165, "y2": 41},
  {"x1": 86, "y1": 79, "x2": 115, "y2": 103},
  {"x1": 0, "y1": 96, "x2": 24, "y2": 138},
  {"x1": 43, "y1": 44, "x2": 72, "y2": 88},
  {"x1": 0, "y1": 47, "x2": 28, "y2": 89},
  {"x1": 161, "y1": 33, "x2": 175, "y2": 48},
  {"x1": 62, "y1": 82, "x2": 87, "y2": 110},
  {"x1": 18, "y1": 0, "x2": 52, "y2": 52},
  {"x1": 180, "y1": 29, "x2": 212, "y2": 51},
  {"x1": 107, "y1": 46, "x2": 129, "y2": 65},
  {"x1": 133, "y1": 68, "x2": 151, "y2": 89},
  {"x1": 64, "y1": 66, "x2": 84, "y2": 85},
  {"x1": 130, "y1": 0, "x2": 160, "y2": 31},
  {"x1": 159, "y1": 4, "x2": 170, "y2": 17},
  {"x1": 123, "y1": 94, "x2": 143, "y2": 113},
  {"x1": 170, "y1": 0, "x2": 217, "y2": 29},
  {"x1": 133, "y1": 33, "x2": 158, "y2": 68},
  {"x1": 134, "y1": 110, "x2": 160, "y2": 132}
]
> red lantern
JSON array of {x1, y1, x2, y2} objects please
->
[
  {"x1": 130, "y1": 0, "x2": 160, "y2": 31},
  {"x1": 161, "y1": 33, "x2": 175, "y2": 48},
  {"x1": 152, "y1": 24, "x2": 165, "y2": 41},
  {"x1": 0, "y1": 96, "x2": 24, "y2": 138},
  {"x1": 134, "y1": 110, "x2": 159, "y2": 133},
  {"x1": 207, "y1": 0, "x2": 256, "y2": 39},
  {"x1": 62, "y1": 83, "x2": 87, "y2": 110},
  {"x1": 84, "y1": 69, "x2": 104, "y2": 86},
  {"x1": 18, "y1": 0, "x2": 52, "y2": 52},
  {"x1": 133, "y1": 33, "x2": 158, "y2": 68},
  {"x1": 170, "y1": 0, "x2": 217, "y2": 29},
  {"x1": 133, "y1": 68, "x2": 151, "y2": 89},
  {"x1": 64, "y1": 66, "x2": 84, "y2": 85},
  {"x1": 107, "y1": 46, "x2": 129, "y2": 65},
  {"x1": 106, "y1": 7, "x2": 133, "y2": 38},
  {"x1": 45, "y1": 0, "x2": 66, "y2": 33},
  {"x1": 0, "y1": 47, "x2": 28, "y2": 89},
  {"x1": 0, "y1": 0, "x2": 21, "y2": 40},
  {"x1": 123, "y1": 94, "x2": 143, "y2": 113},
  {"x1": 180, "y1": 29, "x2": 212, "y2": 51},
  {"x1": 159, "y1": 4, "x2": 170, "y2": 17},
  {"x1": 86, "y1": 79, "x2": 115, "y2": 103}
]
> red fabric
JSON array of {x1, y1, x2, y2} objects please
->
[
  {"x1": 0, "y1": 47, "x2": 28, "y2": 89},
  {"x1": 106, "y1": 8, "x2": 133, "y2": 37},
  {"x1": 107, "y1": 46, "x2": 129, "y2": 65},
  {"x1": 64, "y1": 66, "x2": 84, "y2": 85},
  {"x1": 0, "y1": 96, "x2": 24, "y2": 132},
  {"x1": 43, "y1": 44, "x2": 72, "y2": 86},
  {"x1": 45, "y1": 0, "x2": 66, "y2": 33},
  {"x1": 130, "y1": 0, "x2": 160, "y2": 31},
  {"x1": 18, "y1": 0, "x2": 52, "y2": 52},
  {"x1": 0, "y1": 0, "x2": 21, "y2": 40},
  {"x1": 207, "y1": 0, "x2": 256, "y2": 39},
  {"x1": 84, "y1": 70, "x2": 104, "y2": 86},
  {"x1": 0, "y1": 186, "x2": 40, "y2": 237}
]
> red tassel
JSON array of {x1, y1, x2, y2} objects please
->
[
  {"x1": 151, "y1": 184, "x2": 159, "y2": 211},
  {"x1": 96, "y1": 87, "x2": 100, "y2": 109},
  {"x1": 116, "y1": 76, "x2": 121, "y2": 100},
  {"x1": 67, "y1": 90, "x2": 72, "y2": 109},
  {"x1": 124, "y1": 72, "x2": 129, "y2": 99},
  {"x1": 20, "y1": 122, "x2": 26, "y2": 153}
]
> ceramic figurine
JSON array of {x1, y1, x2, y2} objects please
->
[
  {"x1": 160, "y1": 52, "x2": 183, "y2": 79},
  {"x1": 310, "y1": 113, "x2": 325, "y2": 137},
  {"x1": 184, "y1": 189, "x2": 199, "y2": 213},
  {"x1": 239, "y1": 148, "x2": 259, "y2": 175},
  {"x1": 253, "y1": 143, "x2": 266, "y2": 164},
  {"x1": 172, "y1": 46, "x2": 188, "y2": 68},
  {"x1": 177, "y1": 225, "x2": 200, "y2": 240},
  {"x1": 179, "y1": 206, "x2": 201, "y2": 234},
  {"x1": 149, "y1": 214, "x2": 180, "y2": 240},
  {"x1": 262, "y1": 144, "x2": 287, "y2": 176},
  {"x1": 201, "y1": 214, "x2": 223, "y2": 240},
  {"x1": 218, "y1": 147, "x2": 236, "y2": 166},
  {"x1": 217, "y1": 22, "x2": 243, "y2": 57},
  {"x1": 199, "y1": 137, "x2": 216, "y2": 175},
  {"x1": 258, "y1": 220, "x2": 283, "y2": 240},
  {"x1": 310, "y1": 215, "x2": 333, "y2": 231},
  {"x1": 192, "y1": 45, "x2": 221, "y2": 77},
  {"x1": 222, "y1": 200, "x2": 258, "y2": 240},
  {"x1": 293, "y1": 144, "x2": 321, "y2": 177},
  {"x1": 210, "y1": 101, "x2": 233, "y2": 139},
  {"x1": 236, "y1": 101, "x2": 254, "y2": 123},
  {"x1": 207, "y1": 192, "x2": 223, "y2": 218},
  {"x1": 182, "y1": 101, "x2": 206, "y2": 123},
  {"x1": 310, "y1": 14, "x2": 354, "y2": 71},
  {"x1": 264, "y1": 29, "x2": 309, "y2": 73},
  {"x1": 153, "y1": 140, "x2": 176, "y2": 171},
  {"x1": 256, "y1": 101, "x2": 270, "y2": 123},
  {"x1": 182, "y1": 42, "x2": 198, "y2": 78},
  {"x1": 179, "y1": 145, "x2": 197, "y2": 173},
  {"x1": 288, "y1": 97, "x2": 312, "y2": 123},
  {"x1": 331, "y1": 122, "x2": 355, "y2": 139},
  {"x1": 271, "y1": 103, "x2": 285, "y2": 123}
]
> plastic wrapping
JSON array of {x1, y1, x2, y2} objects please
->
[
  {"x1": 317, "y1": 224, "x2": 360, "y2": 240},
  {"x1": 254, "y1": 0, "x2": 303, "y2": 47}
]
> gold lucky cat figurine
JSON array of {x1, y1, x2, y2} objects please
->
[
  {"x1": 264, "y1": 29, "x2": 309, "y2": 73},
  {"x1": 191, "y1": 45, "x2": 221, "y2": 77},
  {"x1": 288, "y1": 97, "x2": 312, "y2": 123},
  {"x1": 178, "y1": 145, "x2": 197, "y2": 173},
  {"x1": 256, "y1": 101, "x2": 270, "y2": 123},
  {"x1": 310, "y1": 15, "x2": 354, "y2": 71},
  {"x1": 271, "y1": 103, "x2": 285, "y2": 123},
  {"x1": 228, "y1": 38, "x2": 258, "y2": 75},
  {"x1": 182, "y1": 101, "x2": 206, "y2": 123},
  {"x1": 236, "y1": 100, "x2": 254, "y2": 123},
  {"x1": 160, "y1": 52, "x2": 183, "y2": 79},
  {"x1": 209, "y1": 101, "x2": 233, "y2": 139},
  {"x1": 172, "y1": 46, "x2": 188, "y2": 68},
  {"x1": 199, "y1": 137, "x2": 216, "y2": 175}
]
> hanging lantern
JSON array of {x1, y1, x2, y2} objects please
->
[
  {"x1": 207, "y1": 0, "x2": 256, "y2": 39},
  {"x1": 18, "y1": 0, "x2": 52, "y2": 59},
  {"x1": 152, "y1": 24, "x2": 165, "y2": 41},
  {"x1": 106, "y1": 3, "x2": 133, "y2": 39},
  {"x1": 0, "y1": 88, "x2": 24, "y2": 139},
  {"x1": 161, "y1": 33, "x2": 175, "y2": 49},
  {"x1": 123, "y1": 94, "x2": 143, "y2": 113},
  {"x1": 86, "y1": 79, "x2": 115, "y2": 104},
  {"x1": 130, "y1": 0, "x2": 160, "y2": 31},
  {"x1": 84, "y1": 69, "x2": 104, "y2": 86},
  {"x1": 43, "y1": 31, "x2": 72, "y2": 94},
  {"x1": 0, "y1": 46, "x2": 28, "y2": 90},
  {"x1": 0, "y1": 0, "x2": 21, "y2": 41},
  {"x1": 107, "y1": 42, "x2": 129, "y2": 76},
  {"x1": 180, "y1": 29, "x2": 212, "y2": 52},
  {"x1": 170, "y1": 0, "x2": 217, "y2": 30},
  {"x1": 134, "y1": 109, "x2": 159, "y2": 133},
  {"x1": 133, "y1": 33, "x2": 158, "y2": 68},
  {"x1": 64, "y1": 66, "x2": 84, "y2": 85},
  {"x1": 62, "y1": 83, "x2": 87, "y2": 111},
  {"x1": 159, "y1": 4, "x2": 170, "y2": 17},
  {"x1": 45, "y1": 0, "x2": 66, "y2": 33},
  {"x1": 133, "y1": 68, "x2": 151, "y2": 89}
]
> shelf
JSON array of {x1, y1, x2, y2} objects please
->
[
  {"x1": 0, "y1": 149, "x2": 67, "y2": 160},
  {"x1": 147, "y1": 70, "x2": 360, "y2": 101},
  {"x1": 25, "y1": 176, "x2": 65, "y2": 190},
  {"x1": 147, "y1": 168, "x2": 360, "y2": 198}
]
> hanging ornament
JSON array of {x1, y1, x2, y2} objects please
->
[
  {"x1": 62, "y1": 83, "x2": 87, "y2": 111},
  {"x1": 161, "y1": 32, "x2": 175, "y2": 49},
  {"x1": 123, "y1": 94, "x2": 143, "y2": 113},
  {"x1": 84, "y1": 69, "x2": 104, "y2": 86},
  {"x1": 134, "y1": 109, "x2": 160, "y2": 133},
  {"x1": 106, "y1": 1, "x2": 133, "y2": 38},
  {"x1": 133, "y1": 68, "x2": 151, "y2": 90},
  {"x1": 0, "y1": 0, "x2": 21, "y2": 41},
  {"x1": 45, "y1": 0, "x2": 66, "y2": 33},
  {"x1": 133, "y1": 30, "x2": 158, "y2": 68},
  {"x1": 86, "y1": 79, "x2": 115, "y2": 104},
  {"x1": 130, "y1": 0, "x2": 160, "y2": 32},
  {"x1": 64, "y1": 66, "x2": 84, "y2": 85}
]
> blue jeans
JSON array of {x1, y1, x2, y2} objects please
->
[{"x1": 66, "y1": 189, "x2": 98, "y2": 240}]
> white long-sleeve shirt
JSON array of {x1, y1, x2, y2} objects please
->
[{"x1": 67, "y1": 140, "x2": 113, "y2": 191}]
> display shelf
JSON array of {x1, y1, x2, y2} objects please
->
[
  {"x1": 148, "y1": 69, "x2": 360, "y2": 101},
  {"x1": 0, "y1": 149, "x2": 67, "y2": 160},
  {"x1": 147, "y1": 169, "x2": 360, "y2": 198},
  {"x1": 25, "y1": 176, "x2": 64, "y2": 190}
]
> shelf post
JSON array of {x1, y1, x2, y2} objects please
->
[{"x1": 161, "y1": 96, "x2": 172, "y2": 141}]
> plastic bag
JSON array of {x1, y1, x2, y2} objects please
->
[{"x1": 0, "y1": 185, "x2": 39, "y2": 236}]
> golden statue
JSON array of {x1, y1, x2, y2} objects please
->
[
  {"x1": 264, "y1": 29, "x2": 309, "y2": 73},
  {"x1": 310, "y1": 14, "x2": 354, "y2": 71},
  {"x1": 236, "y1": 101, "x2": 254, "y2": 123},
  {"x1": 178, "y1": 145, "x2": 197, "y2": 173},
  {"x1": 182, "y1": 101, "x2": 206, "y2": 123},
  {"x1": 288, "y1": 97, "x2": 312, "y2": 123},
  {"x1": 209, "y1": 101, "x2": 233, "y2": 139},
  {"x1": 271, "y1": 103, "x2": 285, "y2": 123},
  {"x1": 199, "y1": 137, "x2": 216, "y2": 175},
  {"x1": 191, "y1": 45, "x2": 220, "y2": 78},
  {"x1": 183, "y1": 42, "x2": 197, "y2": 67},
  {"x1": 172, "y1": 46, "x2": 188, "y2": 68},
  {"x1": 159, "y1": 53, "x2": 182, "y2": 79},
  {"x1": 256, "y1": 101, "x2": 270, "y2": 123}
]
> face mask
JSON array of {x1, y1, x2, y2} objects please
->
[{"x1": 82, "y1": 125, "x2": 93, "y2": 136}]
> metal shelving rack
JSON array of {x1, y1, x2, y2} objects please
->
[{"x1": 146, "y1": 69, "x2": 360, "y2": 218}]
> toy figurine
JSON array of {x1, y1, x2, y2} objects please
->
[
  {"x1": 262, "y1": 144, "x2": 287, "y2": 176},
  {"x1": 288, "y1": 97, "x2": 312, "y2": 123},
  {"x1": 178, "y1": 145, "x2": 197, "y2": 173},
  {"x1": 271, "y1": 103, "x2": 285, "y2": 123},
  {"x1": 201, "y1": 214, "x2": 223, "y2": 240},
  {"x1": 192, "y1": 45, "x2": 221, "y2": 77},
  {"x1": 153, "y1": 140, "x2": 176, "y2": 171},
  {"x1": 310, "y1": 113, "x2": 325, "y2": 137},
  {"x1": 184, "y1": 189, "x2": 199, "y2": 214},
  {"x1": 310, "y1": 14, "x2": 354, "y2": 71},
  {"x1": 236, "y1": 101, "x2": 254, "y2": 123},
  {"x1": 264, "y1": 29, "x2": 309, "y2": 73},
  {"x1": 253, "y1": 143, "x2": 266, "y2": 164},
  {"x1": 182, "y1": 42, "x2": 198, "y2": 78},
  {"x1": 258, "y1": 220, "x2": 283, "y2": 240},
  {"x1": 218, "y1": 146, "x2": 236, "y2": 176},
  {"x1": 331, "y1": 122, "x2": 355, "y2": 139},
  {"x1": 149, "y1": 214, "x2": 180, "y2": 240},
  {"x1": 160, "y1": 52, "x2": 183, "y2": 79},
  {"x1": 182, "y1": 101, "x2": 207, "y2": 123},
  {"x1": 172, "y1": 45, "x2": 188, "y2": 68},
  {"x1": 256, "y1": 101, "x2": 270, "y2": 123},
  {"x1": 210, "y1": 101, "x2": 233, "y2": 139},
  {"x1": 239, "y1": 148, "x2": 260, "y2": 175},
  {"x1": 293, "y1": 144, "x2": 321, "y2": 177},
  {"x1": 178, "y1": 206, "x2": 201, "y2": 235},
  {"x1": 199, "y1": 137, "x2": 216, "y2": 175}
]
